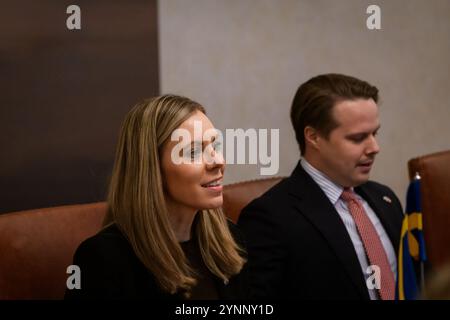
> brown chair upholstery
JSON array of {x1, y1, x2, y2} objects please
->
[
  {"x1": 223, "y1": 177, "x2": 284, "y2": 223},
  {"x1": 408, "y1": 150, "x2": 450, "y2": 269},
  {"x1": 0, "y1": 203, "x2": 106, "y2": 299},
  {"x1": 0, "y1": 177, "x2": 283, "y2": 299}
]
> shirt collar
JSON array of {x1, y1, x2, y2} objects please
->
[{"x1": 300, "y1": 158, "x2": 352, "y2": 205}]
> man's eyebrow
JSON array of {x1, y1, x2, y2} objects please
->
[{"x1": 346, "y1": 125, "x2": 381, "y2": 137}]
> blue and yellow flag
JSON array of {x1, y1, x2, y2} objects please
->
[{"x1": 396, "y1": 177, "x2": 427, "y2": 300}]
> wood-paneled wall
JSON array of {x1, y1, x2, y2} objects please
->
[{"x1": 0, "y1": 1, "x2": 159, "y2": 213}]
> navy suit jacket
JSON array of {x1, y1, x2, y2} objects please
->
[{"x1": 237, "y1": 161, "x2": 403, "y2": 300}]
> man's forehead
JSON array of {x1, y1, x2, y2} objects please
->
[{"x1": 332, "y1": 99, "x2": 378, "y2": 121}]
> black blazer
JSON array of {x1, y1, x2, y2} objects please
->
[
  {"x1": 65, "y1": 220, "x2": 248, "y2": 299},
  {"x1": 237, "y1": 161, "x2": 404, "y2": 300}
]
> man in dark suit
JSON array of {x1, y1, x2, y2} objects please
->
[{"x1": 238, "y1": 73, "x2": 404, "y2": 300}]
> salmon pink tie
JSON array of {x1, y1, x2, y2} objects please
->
[{"x1": 340, "y1": 188, "x2": 395, "y2": 300}]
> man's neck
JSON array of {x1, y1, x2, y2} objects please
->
[{"x1": 303, "y1": 154, "x2": 331, "y2": 180}]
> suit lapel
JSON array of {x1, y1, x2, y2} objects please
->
[
  {"x1": 288, "y1": 163, "x2": 369, "y2": 299},
  {"x1": 355, "y1": 185, "x2": 400, "y2": 253}
]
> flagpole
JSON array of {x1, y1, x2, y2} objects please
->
[
  {"x1": 414, "y1": 172, "x2": 426, "y2": 291},
  {"x1": 420, "y1": 263, "x2": 425, "y2": 292}
]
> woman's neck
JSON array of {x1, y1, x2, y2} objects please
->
[{"x1": 166, "y1": 202, "x2": 198, "y2": 242}]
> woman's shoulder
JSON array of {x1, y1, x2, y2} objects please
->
[
  {"x1": 66, "y1": 223, "x2": 163, "y2": 299},
  {"x1": 73, "y1": 223, "x2": 135, "y2": 265},
  {"x1": 91, "y1": 223, "x2": 126, "y2": 242},
  {"x1": 81, "y1": 223, "x2": 127, "y2": 245}
]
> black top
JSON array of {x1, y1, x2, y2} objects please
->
[
  {"x1": 180, "y1": 239, "x2": 218, "y2": 300},
  {"x1": 64, "y1": 220, "x2": 248, "y2": 300}
]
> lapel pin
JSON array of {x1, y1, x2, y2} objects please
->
[{"x1": 383, "y1": 196, "x2": 392, "y2": 203}]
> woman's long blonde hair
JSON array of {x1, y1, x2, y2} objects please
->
[{"x1": 104, "y1": 94, "x2": 246, "y2": 296}]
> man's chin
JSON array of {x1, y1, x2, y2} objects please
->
[
  {"x1": 353, "y1": 174, "x2": 370, "y2": 186},
  {"x1": 342, "y1": 173, "x2": 369, "y2": 187}
]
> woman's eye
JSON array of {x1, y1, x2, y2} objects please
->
[
  {"x1": 213, "y1": 141, "x2": 222, "y2": 151},
  {"x1": 190, "y1": 147, "x2": 202, "y2": 159}
]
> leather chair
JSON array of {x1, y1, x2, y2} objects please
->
[
  {"x1": 223, "y1": 177, "x2": 283, "y2": 223},
  {"x1": 408, "y1": 150, "x2": 450, "y2": 269},
  {"x1": 0, "y1": 177, "x2": 283, "y2": 299}
]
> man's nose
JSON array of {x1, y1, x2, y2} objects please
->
[{"x1": 366, "y1": 135, "x2": 380, "y2": 155}]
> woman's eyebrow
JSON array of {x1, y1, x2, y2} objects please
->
[{"x1": 181, "y1": 134, "x2": 218, "y2": 148}]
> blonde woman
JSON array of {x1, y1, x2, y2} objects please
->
[{"x1": 65, "y1": 95, "x2": 247, "y2": 299}]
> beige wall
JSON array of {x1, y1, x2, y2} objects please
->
[{"x1": 158, "y1": 0, "x2": 450, "y2": 205}]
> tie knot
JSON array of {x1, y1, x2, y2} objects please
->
[{"x1": 340, "y1": 188, "x2": 357, "y2": 203}]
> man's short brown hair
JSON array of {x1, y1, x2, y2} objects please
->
[{"x1": 290, "y1": 73, "x2": 379, "y2": 155}]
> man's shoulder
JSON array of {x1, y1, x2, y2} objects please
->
[
  {"x1": 247, "y1": 177, "x2": 292, "y2": 205},
  {"x1": 238, "y1": 176, "x2": 303, "y2": 223},
  {"x1": 359, "y1": 180, "x2": 398, "y2": 197}
]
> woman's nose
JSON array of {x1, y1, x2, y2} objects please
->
[{"x1": 205, "y1": 146, "x2": 225, "y2": 169}]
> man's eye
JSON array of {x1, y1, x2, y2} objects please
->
[{"x1": 350, "y1": 136, "x2": 365, "y2": 143}]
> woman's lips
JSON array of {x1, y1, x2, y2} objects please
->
[
  {"x1": 204, "y1": 185, "x2": 223, "y2": 192},
  {"x1": 201, "y1": 179, "x2": 223, "y2": 192}
]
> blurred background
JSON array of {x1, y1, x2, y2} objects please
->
[{"x1": 1, "y1": 0, "x2": 449, "y2": 213}]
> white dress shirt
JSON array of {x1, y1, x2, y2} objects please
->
[{"x1": 301, "y1": 158, "x2": 397, "y2": 300}]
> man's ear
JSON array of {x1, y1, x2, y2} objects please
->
[{"x1": 304, "y1": 126, "x2": 320, "y2": 151}]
